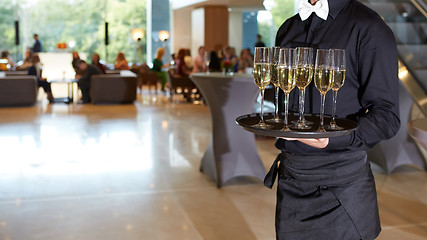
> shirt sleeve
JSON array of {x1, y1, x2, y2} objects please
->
[
  {"x1": 28, "y1": 66, "x2": 36, "y2": 77},
  {"x1": 327, "y1": 20, "x2": 401, "y2": 151}
]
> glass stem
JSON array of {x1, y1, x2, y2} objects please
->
[
  {"x1": 284, "y1": 92, "x2": 290, "y2": 128},
  {"x1": 260, "y1": 89, "x2": 265, "y2": 124},
  {"x1": 298, "y1": 88, "x2": 306, "y2": 123},
  {"x1": 320, "y1": 93, "x2": 326, "y2": 128},
  {"x1": 331, "y1": 90, "x2": 338, "y2": 124},
  {"x1": 274, "y1": 87, "x2": 279, "y2": 119}
]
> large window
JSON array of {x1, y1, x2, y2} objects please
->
[
  {"x1": 258, "y1": 0, "x2": 296, "y2": 46},
  {"x1": 0, "y1": 0, "x2": 146, "y2": 64},
  {"x1": 0, "y1": 2, "x2": 17, "y2": 59}
]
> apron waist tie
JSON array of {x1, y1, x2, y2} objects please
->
[{"x1": 264, "y1": 154, "x2": 281, "y2": 189}]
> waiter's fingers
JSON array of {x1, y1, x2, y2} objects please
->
[
  {"x1": 280, "y1": 137, "x2": 329, "y2": 149},
  {"x1": 280, "y1": 137, "x2": 298, "y2": 141}
]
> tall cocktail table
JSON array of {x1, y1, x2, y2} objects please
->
[{"x1": 190, "y1": 72, "x2": 266, "y2": 187}]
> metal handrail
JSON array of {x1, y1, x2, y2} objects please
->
[
  {"x1": 410, "y1": 0, "x2": 427, "y2": 18},
  {"x1": 397, "y1": 0, "x2": 427, "y2": 116},
  {"x1": 398, "y1": 59, "x2": 427, "y2": 116}
]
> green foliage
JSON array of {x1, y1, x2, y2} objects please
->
[
  {"x1": 258, "y1": 0, "x2": 296, "y2": 47},
  {"x1": 271, "y1": 0, "x2": 296, "y2": 28},
  {"x1": 2, "y1": 0, "x2": 146, "y2": 64},
  {"x1": 106, "y1": 0, "x2": 146, "y2": 63},
  {"x1": 0, "y1": 1, "x2": 18, "y2": 59},
  {"x1": 258, "y1": 21, "x2": 272, "y2": 47}
]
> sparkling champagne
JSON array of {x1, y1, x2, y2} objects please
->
[
  {"x1": 253, "y1": 63, "x2": 271, "y2": 89},
  {"x1": 295, "y1": 66, "x2": 313, "y2": 89},
  {"x1": 278, "y1": 66, "x2": 295, "y2": 93},
  {"x1": 270, "y1": 64, "x2": 279, "y2": 87},
  {"x1": 314, "y1": 68, "x2": 332, "y2": 94},
  {"x1": 331, "y1": 69, "x2": 346, "y2": 91}
]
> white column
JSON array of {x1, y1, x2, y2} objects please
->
[
  {"x1": 172, "y1": 7, "x2": 192, "y2": 54},
  {"x1": 228, "y1": 9, "x2": 243, "y2": 55},
  {"x1": 146, "y1": 0, "x2": 152, "y2": 65},
  {"x1": 191, "y1": 8, "x2": 205, "y2": 57}
]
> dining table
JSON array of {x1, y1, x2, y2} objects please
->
[{"x1": 190, "y1": 72, "x2": 266, "y2": 187}]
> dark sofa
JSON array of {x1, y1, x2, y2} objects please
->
[
  {"x1": 0, "y1": 76, "x2": 38, "y2": 106},
  {"x1": 90, "y1": 74, "x2": 137, "y2": 104}
]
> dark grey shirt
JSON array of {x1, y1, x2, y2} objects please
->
[
  {"x1": 275, "y1": 0, "x2": 400, "y2": 155},
  {"x1": 32, "y1": 39, "x2": 42, "y2": 53},
  {"x1": 79, "y1": 64, "x2": 101, "y2": 88}
]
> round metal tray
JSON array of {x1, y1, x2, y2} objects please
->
[{"x1": 235, "y1": 113, "x2": 358, "y2": 138}]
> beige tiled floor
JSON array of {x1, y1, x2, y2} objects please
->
[{"x1": 0, "y1": 91, "x2": 426, "y2": 239}]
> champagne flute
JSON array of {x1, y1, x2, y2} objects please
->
[
  {"x1": 267, "y1": 47, "x2": 283, "y2": 123},
  {"x1": 292, "y1": 47, "x2": 314, "y2": 129},
  {"x1": 253, "y1": 47, "x2": 272, "y2": 129},
  {"x1": 204, "y1": 51, "x2": 211, "y2": 73},
  {"x1": 314, "y1": 49, "x2": 332, "y2": 132},
  {"x1": 327, "y1": 49, "x2": 346, "y2": 130},
  {"x1": 277, "y1": 48, "x2": 297, "y2": 131}
]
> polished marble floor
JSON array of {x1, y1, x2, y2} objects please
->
[{"x1": 0, "y1": 90, "x2": 426, "y2": 240}]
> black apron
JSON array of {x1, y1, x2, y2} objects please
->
[{"x1": 264, "y1": 151, "x2": 381, "y2": 240}]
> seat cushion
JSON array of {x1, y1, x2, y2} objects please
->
[{"x1": 90, "y1": 74, "x2": 137, "y2": 104}]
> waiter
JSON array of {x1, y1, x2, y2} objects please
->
[
  {"x1": 264, "y1": 0, "x2": 400, "y2": 239},
  {"x1": 31, "y1": 34, "x2": 42, "y2": 53}
]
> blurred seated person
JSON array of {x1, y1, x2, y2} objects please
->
[
  {"x1": 175, "y1": 48, "x2": 191, "y2": 77},
  {"x1": 76, "y1": 60, "x2": 101, "y2": 103},
  {"x1": 16, "y1": 50, "x2": 32, "y2": 71},
  {"x1": 174, "y1": 48, "x2": 195, "y2": 101},
  {"x1": 184, "y1": 48, "x2": 193, "y2": 72},
  {"x1": 27, "y1": 54, "x2": 54, "y2": 103},
  {"x1": 238, "y1": 48, "x2": 254, "y2": 73},
  {"x1": 192, "y1": 46, "x2": 206, "y2": 73},
  {"x1": 170, "y1": 53, "x2": 176, "y2": 66},
  {"x1": 223, "y1": 46, "x2": 238, "y2": 72},
  {"x1": 71, "y1": 51, "x2": 82, "y2": 77},
  {"x1": 208, "y1": 51, "x2": 222, "y2": 72},
  {"x1": 168, "y1": 53, "x2": 177, "y2": 74},
  {"x1": 152, "y1": 47, "x2": 170, "y2": 91},
  {"x1": 114, "y1": 52, "x2": 130, "y2": 70},
  {"x1": 92, "y1": 53, "x2": 107, "y2": 74},
  {"x1": 0, "y1": 51, "x2": 15, "y2": 71}
]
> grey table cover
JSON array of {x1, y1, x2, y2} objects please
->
[
  {"x1": 190, "y1": 72, "x2": 266, "y2": 187},
  {"x1": 408, "y1": 118, "x2": 427, "y2": 170},
  {"x1": 368, "y1": 81, "x2": 426, "y2": 172}
]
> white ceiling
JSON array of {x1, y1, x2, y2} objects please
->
[{"x1": 170, "y1": 0, "x2": 265, "y2": 10}]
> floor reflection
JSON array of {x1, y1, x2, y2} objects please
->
[{"x1": 0, "y1": 92, "x2": 425, "y2": 239}]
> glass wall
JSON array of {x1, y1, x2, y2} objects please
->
[
  {"x1": 0, "y1": 0, "x2": 146, "y2": 65},
  {"x1": 257, "y1": 0, "x2": 296, "y2": 47},
  {"x1": 0, "y1": 1, "x2": 19, "y2": 61},
  {"x1": 242, "y1": 11, "x2": 258, "y2": 51}
]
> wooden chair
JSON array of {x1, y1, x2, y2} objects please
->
[
  {"x1": 139, "y1": 71, "x2": 159, "y2": 93},
  {"x1": 130, "y1": 64, "x2": 161, "y2": 93},
  {"x1": 166, "y1": 69, "x2": 197, "y2": 102}
]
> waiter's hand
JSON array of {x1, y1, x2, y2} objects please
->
[{"x1": 280, "y1": 137, "x2": 329, "y2": 149}]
